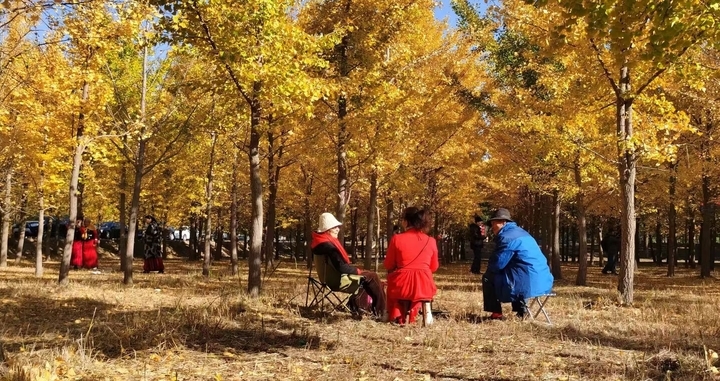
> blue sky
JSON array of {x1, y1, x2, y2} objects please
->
[
  {"x1": 434, "y1": 0, "x2": 491, "y2": 26},
  {"x1": 434, "y1": 0, "x2": 459, "y2": 26}
]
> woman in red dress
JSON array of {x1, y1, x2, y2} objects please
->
[
  {"x1": 384, "y1": 207, "x2": 439, "y2": 324},
  {"x1": 70, "y1": 218, "x2": 84, "y2": 270},
  {"x1": 143, "y1": 215, "x2": 164, "y2": 273},
  {"x1": 81, "y1": 218, "x2": 99, "y2": 270}
]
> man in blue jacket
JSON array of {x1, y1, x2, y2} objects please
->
[{"x1": 482, "y1": 208, "x2": 554, "y2": 319}]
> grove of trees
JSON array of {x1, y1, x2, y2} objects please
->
[{"x1": 0, "y1": 0, "x2": 719, "y2": 304}]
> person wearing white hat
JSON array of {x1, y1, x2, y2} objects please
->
[{"x1": 311, "y1": 212, "x2": 386, "y2": 318}]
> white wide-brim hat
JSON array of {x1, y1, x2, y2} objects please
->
[{"x1": 318, "y1": 212, "x2": 342, "y2": 232}]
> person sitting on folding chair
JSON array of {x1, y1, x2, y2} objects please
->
[
  {"x1": 481, "y1": 208, "x2": 554, "y2": 320},
  {"x1": 310, "y1": 212, "x2": 387, "y2": 319},
  {"x1": 384, "y1": 207, "x2": 439, "y2": 325}
]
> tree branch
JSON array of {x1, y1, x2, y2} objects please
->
[
  {"x1": 191, "y1": 1, "x2": 253, "y2": 106},
  {"x1": 590, "y1": 38, "x2": 620, "y2": 97}
]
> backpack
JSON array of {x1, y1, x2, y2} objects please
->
[{"x1": 350, "y1": 289, "x2": 373, "y2": 314}]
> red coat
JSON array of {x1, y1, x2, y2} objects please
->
[{"x1": 384, "y1": 229, "x2": 439, "y2": 302}]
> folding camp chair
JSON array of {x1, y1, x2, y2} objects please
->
[
  {"x1": 305, "y1": 252, "x2": 364, "y2": 314},
  {"x1": 522, "y1": 293, "x2": 555, "y2": 324}
]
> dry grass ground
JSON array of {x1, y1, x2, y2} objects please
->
[{"x1": 1, "y1": 257, "x2": 720, "y2": 381}]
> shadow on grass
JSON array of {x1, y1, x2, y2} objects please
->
[
  {"x1": 537, "y1": 323, "x2": 716, "y2": 354},
  {"x1": 0, "y1": 290, "x2": 323, "y2": 360},
  {"x1": 378, "y1": 362, "x2": 514, "y2": 381}
]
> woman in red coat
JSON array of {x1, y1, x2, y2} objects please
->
[{"x1": 384, "y1": 207, "x2": 439, "y2": 324}]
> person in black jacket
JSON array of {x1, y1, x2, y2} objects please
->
[
  {"x1": 469, "y1": 216, "x2": 486, "y2": 274},
  {"x1": 310, "y1": 213, "x2": 386, "y2": 318},
  {"x1": 601, "y1": 226, "x2": 620, "y2": 275}
]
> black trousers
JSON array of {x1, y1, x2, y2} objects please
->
[
  {"x1": 482, "y1": 273, "x2": 525, "y2": 314},
  {"x1": 470, "y1": 243, "x2": 483, "y2": 274},
  {"x1": 602, "y1": 252, "x2": 618, "y2": 273}
]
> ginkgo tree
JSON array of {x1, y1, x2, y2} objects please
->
[
  {"x1": 156, "y1": 0, "x2": 334, "y2": 296},
  {"x1": 523, "y1": 0, "x2": 720, "y2": 304}
]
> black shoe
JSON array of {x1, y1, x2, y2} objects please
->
[
  {"x1": 516, "y1": 308, "x2": 528, "y2": 319},
  {"x1": 158, "y1": 270, "x2": 164, "y2": 274}
]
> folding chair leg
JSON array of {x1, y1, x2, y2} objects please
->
[
  {"x1": 306, "y1": 279, "x2": 325, "y2": 308},
  {"x1": 532, "y1": 296, "x2": 552, "y2": 324},
  {"x1": 521, "y1": 299, "x2": 535, "y2": 321}
]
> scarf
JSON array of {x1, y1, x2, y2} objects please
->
[{"x1": 311, "y1": 231, "x2": 351, "y2": 264}]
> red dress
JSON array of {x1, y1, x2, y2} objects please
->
[
  {"x1": 81, "y1": 228, "x2": 99, "y2": 269},
  {"x1": 384, "y1": 228, "x2": 439, "y2": 323},
  {"x1": 71, "y1": 227, "x2": 84, "y2": 268}
]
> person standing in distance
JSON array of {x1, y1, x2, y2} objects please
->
[{"x1": 469, "y1": 215, "x2": 486, "y2": 274}]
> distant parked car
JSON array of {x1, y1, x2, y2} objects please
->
[{"x1": 99, "y1": 222, "x2": 124, "y2": 239}]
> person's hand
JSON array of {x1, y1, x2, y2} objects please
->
[{"x1": 470, "y1": 268, "x2": 480, "y2": 275}]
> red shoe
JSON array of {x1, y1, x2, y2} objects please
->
[{"x1": 489, "y1": 313, "x2": 504, "y2": 320}]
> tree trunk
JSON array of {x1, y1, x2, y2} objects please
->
[
  {"x1": 350, "y1": 201, "x2": 358, "y2": 262},
  {"x1": 264, "y1": 130, "x2": 282, "y2": 268},
  {"x1": 59, "y1": 131, "x2": 86, "y2": 285},
  {"x1": 668, "y1": 163, "x2": 678, "y2": 276},
  {"x1": 302, "y1": 167, "x2": 313, "y2": 269},
  {"x1": 385, "y1": 194, "x2": 394, "y2": 246},
  {"x1": 162, "y1": 212, "x2": 168, "y2": 260},
  {"x1": 122, "y1": 47, "x2": 150, "y2": 286},
  {"x1": 542, "y1": 195, "x2": 552, "y2": 262},
  {"x1": 701, "y1": 172, "x2": 713, "y2": 278},
  {"x1": 247, "y1": 82, "x2": 264, "y2": 297},
  {"x1": 364, "y1": 170, "x2": 378, "y2": 269},
  {"x1": 203, "y1": 131, "x2": 218, "y2": 278},
  {"x1": 655, "y1": 219, "x2": 662, "y2": 264},
  {"x1": 335, "y1": 35, "x2": 351, "y2": 244},
  {"x1": 589, "y1": 220, "x2": 596, "y2": 265},
  {"x1": 642, "y1": 225, "x2": 650, "y2": 262},
  {"x1": 119, "y1": 160, "x2": 127, "y2": 271},
  {"x1": 598, "y1": 223, "x2": 605, "y2": 266},
  {"x1": 689, "y1": 214, "x2": 696, "y2": 267},
  {"x1": 15, "y1": 183, "x2": 28, "y2": 263},
  {"x1": 123, "y1": 139, "x2": 146, "y2": 285},
  {"x1": 571, "y1": 225, "x2": 578, "y2": 262},
  {"x1": 0, "y1": 168, "x2": 12, "y2": 268},
  {"x1": 214, "y1": 208, "x2": 222, "y2": 261},
  {"x1": 294, "y1": 224, "x2": 302, "y2": 259},
  {"x1": 274, "y1": 227, "x2": 281, "y2": 261},
  {"x1": 616, "y1": 65, "x2": 637, "y2": 305},
  {"x1": 230, "y1": 148, "x2": 239, "y2": 276},
  {"x1": 35, "y1": 170, "x2": 45, "y2": 277},
  {"x1": 574, "y1": 155, "x2": 588, "y2": 285},
  {"x1": 560, "y1": 223, "x2": 567, "y2": 262},
  {"x1": 189, "y1": 215, "x2": 198, "y2": 260},
  {"x1": 551, "y1": 189, "x2": 562, "y2": 279}
]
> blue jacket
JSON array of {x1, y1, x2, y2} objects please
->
[{"x1": 487, "y1": 222, "x2": 554, "y2": 302}]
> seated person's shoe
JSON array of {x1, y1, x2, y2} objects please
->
[
  {"x1": 489, "y1": 312, "x2": 504, "y2": 320},
  {"x1": 516, "y1": 308, "x2": 528, "y2": 319}
]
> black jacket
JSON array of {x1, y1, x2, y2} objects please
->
[
  {"x1": 312, "y1": 242, "x2": 359, "y2": 275},
  {"x1": 469, "y1": 223, "x2": 485, "y2": 246},
  {"x1": 601, "y1": 233, "x2": 620, "y2": 255}
]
